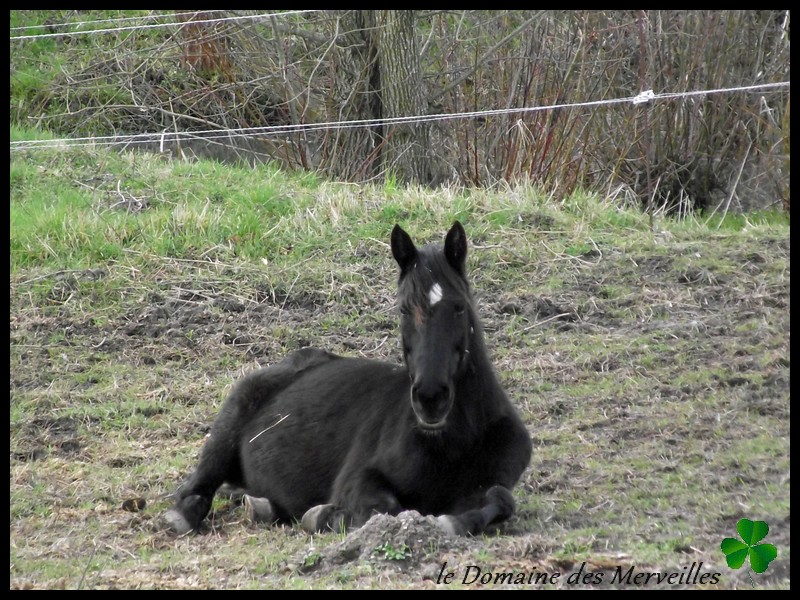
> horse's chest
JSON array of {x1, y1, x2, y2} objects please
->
[{"x1": 387, "y1": 443, "x2": 473, "y2": 507}]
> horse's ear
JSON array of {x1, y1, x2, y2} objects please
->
[
  {"x1": 391, "y1": 224, "x2": 417, "y2": 272},
  {"x1": 444, "y1": 221, "x2": 468, "y2": 274}
]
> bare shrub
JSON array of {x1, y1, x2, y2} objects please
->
[{"x1": 16, "y1": 10, "x2": 790, "y2": 213}]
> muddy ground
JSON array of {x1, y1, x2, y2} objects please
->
[{"x1": 9, "y1": 231, "x2": 790, "y2": 589}]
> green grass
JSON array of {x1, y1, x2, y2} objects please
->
[
  {"x1": 9, "y1": 137, "x2": 790, "y2": 589},
  {"x1": 9, "y1": 130, "x2": 791, "y2": 277}
]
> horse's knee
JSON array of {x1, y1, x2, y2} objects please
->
[{"x1": 486, "y1": 484, "x2": 515, "y2": 522}]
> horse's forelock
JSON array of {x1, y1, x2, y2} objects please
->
[{"x1": 398, "y1": 246, "x2": 471, "y2": 321}]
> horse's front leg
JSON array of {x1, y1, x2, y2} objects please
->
[
  {"x1": 300, "y1": 468, "x2": 402, "y2": 533},
  {"x1": 434, "y1": 415, "x2": 530, "y2": 536},
  {"x1": 435, "y1": 484, "x2": 516, "y2": 536}
]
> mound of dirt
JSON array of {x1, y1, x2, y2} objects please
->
[{"x1": 293, "y1": 510, "x2": 479, "y2": 578}]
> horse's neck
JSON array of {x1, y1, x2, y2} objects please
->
[{"x1": 459, "y1": 331, "x2": 506, "y2": 406}]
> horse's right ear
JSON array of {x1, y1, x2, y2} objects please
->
[
  {"x1": 444, "y1": 221, "x2": 468, "y2": 274},
  {"x1": 391, "y1": 224, "x2": 417, "y2": 272}
]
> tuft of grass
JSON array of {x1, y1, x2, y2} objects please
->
[{"x1": 372, "y1": 542, "x2": 412, "y2": 561}]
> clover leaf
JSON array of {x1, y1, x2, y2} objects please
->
[{"x1": 721, "y1": 518, "x2": 778, "y2": 587}]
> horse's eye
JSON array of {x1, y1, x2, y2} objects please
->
[
  {"x1": 454, "y1": 304, "x2": 465, "y2": 316},
  {"x1": 399, "y1": 306, "x2": 410, "y2": 316}
]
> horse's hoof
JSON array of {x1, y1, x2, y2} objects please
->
[
  {"x1": 435, "y1": 514, "x2": 465, "y2": 536},
  {"x1": 162, "y1": 494, "x2": 210, "y2": 535},
  {"x1": 243, "y1": 495, "x2": 275, "y2": 524},
  {"x1": 162, "y1": 508, "x2": 194, "y2": 535},
  {"x1": 301, "y1": 504, "x2": 347, "y2": 533}
]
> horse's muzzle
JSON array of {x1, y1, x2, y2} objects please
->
[{"x1": 410, "y1": 382, "x2": 453, "y2": 430}]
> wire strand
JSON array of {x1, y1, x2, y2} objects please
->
[
  {"x1": 9, "y1": 81, "x2": 790, "y2": 152},
  {"x1": 9, "y1": 10, "x2": 230, "y2": 32},
  {"x1": 9, "y1": 10, "x2": 320, "y2": 41}
]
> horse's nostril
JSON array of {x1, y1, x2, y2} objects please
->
[
  {"x1": 412, "y1": 382, "x2": 450, "y2": 406},
  {"x1": 411, "y1": 381, "x2": 452, "y2": 429}
]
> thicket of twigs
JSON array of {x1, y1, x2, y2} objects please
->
[{"x1": 14, "y1": 10, "x2": 790, "y2": 215}]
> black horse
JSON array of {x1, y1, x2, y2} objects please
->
[{"x1": 164, "y1": 222, "x2": 532, "y2": 536}]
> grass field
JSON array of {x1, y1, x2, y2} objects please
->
[{"x1": 9, "y1": 141, "x2": 790, "y2": 589}]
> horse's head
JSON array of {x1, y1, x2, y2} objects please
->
[{"x1": 391, "y1": 222, "x2": 474, "y2": 433}]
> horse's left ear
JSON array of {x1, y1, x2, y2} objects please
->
[{"x1": 444, "y1": 221, "x2": 468, "y2": 274}]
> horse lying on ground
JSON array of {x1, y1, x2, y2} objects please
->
[{"x1": 164, "y1": 221, "x2": 532, "y2": 536}]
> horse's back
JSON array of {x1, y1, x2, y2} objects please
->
[
  {"x1": 236, "y1": 352, "x2": 409, "y2": 518},
  {"x1": 230, "y1": 347, "x2": 340, "y2": 410},
  {"x1": 232, "y1": 348, "x2": 405, "y2": 415}
]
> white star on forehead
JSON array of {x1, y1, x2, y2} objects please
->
[{"x1": 429, "y1": 283, "x2": 443, "y2": 306}]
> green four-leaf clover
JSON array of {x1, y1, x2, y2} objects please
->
[{"x1": 720, "y1": 518, "x2": 777, "y2": 584}]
